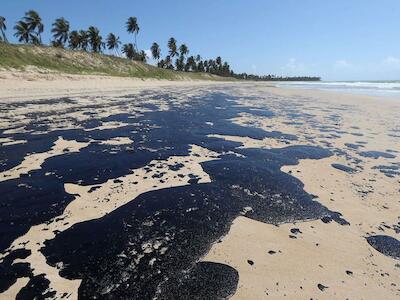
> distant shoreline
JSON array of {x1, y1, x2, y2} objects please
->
[{"x1": 275, "y1": 80, "x2": 400, "y2": 99}]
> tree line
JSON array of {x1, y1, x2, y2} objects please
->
[
  {"x1": 232, "y1": 73, "x2": 321, "y2": 81},
  {"x1": 0, "y1": 10, "x2": 232, "y2": 77},
  {"x1": 0, "y1": 10, "x2": 320, "y2": 81}
]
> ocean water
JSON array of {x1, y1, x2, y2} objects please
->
[{"x1": 276, "y1": 81, "x2": 400, "y2": 99}]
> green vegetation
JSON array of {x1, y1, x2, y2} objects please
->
[{"x1": 0, "y1": 43, "x2": 232, "y2": 81}]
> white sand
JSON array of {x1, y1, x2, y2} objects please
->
[
  {"x1": 98, "y1": 137, "x2": 134, "y2": 145},
  {"x1": 0, "y1": 70, "x2": 230, "y2": 102}
]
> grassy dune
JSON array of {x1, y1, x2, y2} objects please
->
[{"x1": 0, "y1": 43, "x2": 233, "y2": 81}]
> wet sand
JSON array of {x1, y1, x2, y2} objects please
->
[{"x1": 0, "y1": 74, "x2": 399, "y2": 299}]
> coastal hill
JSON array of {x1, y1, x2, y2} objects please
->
[{"x1": 0, "y1": 43, "x2": 232, "y2": 81}]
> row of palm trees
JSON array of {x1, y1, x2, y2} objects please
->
[
  {"x1": 150, "y1": 38, "x2": 232, "y2": 76},
  {"x1": 0, "y1": 11, "x2": 147, "y2": 62},
  {"x1": 232, "y1": 73, "x2": 321, "y2": 81},
  {"x1": 10, "y1": 10, "x2": 44, "y2": 45},
  {"x1": 0, "y1": 10, "x2": 232, "y2": 76}
]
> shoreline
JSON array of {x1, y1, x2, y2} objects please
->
[{"x1": 275, "y1": 80, "x2": 400, "y2": 101}]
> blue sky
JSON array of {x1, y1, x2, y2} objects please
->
[{"x1": 2, "y1": 0, "x2": 400, "y2": 80}]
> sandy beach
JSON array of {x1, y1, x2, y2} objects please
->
[
  {"x1": 0, "y1": 70, "x2": 231, "y2": 102},
  {"x1": 0, "y1": 72, "x2": 399, "y2": 299}
]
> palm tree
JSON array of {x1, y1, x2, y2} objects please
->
[
  {"x1": 0, "y1": 16, "x2": 7, "y2": 42},
  {"x1": 68, "y1": 30, "x2": 80, "y2": 50},
  {"x1": 179, "y1": 44, "x2": 189, "y2": 57},
  {"x1": 106, "y1": 33, "x2": 121, "y2": 55},
  {"x1": 165, "y1": 55, "x2": 173, "y2": 69},
  {"x1": 78, "y1": 30, "x2": 89, "y2": 51},
  {"x1": 168, "y1": 37, "x2": 177, "y2": 60},
  {"x1": 197, "y1": 60, "x2": 205, "y2": 72},
  {"x1": 122, "y1": 43, "x2": 135, "y2": 60},
  {"x1": 138, "y1": 50, "x2": 147, "y2": 62},
  {"x1": 87, "y1": 26, "x2": 103, "y2": 53},
  {"x1": 158, "y1": 59, "x2": 165, "y2": 68},
  {"x1": 186, "y1": 56, "x2": 196, "y2": 72},
  {"x1": 14, "y1": 21, "x2": 37, "y2": 44},
  {"x1": 175, "y1": 56, "x2": 185, "y2": 71},
  {"x1": 151, "y1": 42, "x2": 161, "y2": 63},
  {"x1": 204, "y1": 60, "x2": 209, "y2": 72},
  {"x1": 126, "y1": 17, "x2": 139, "y2": 50},
  {"x1": 24, "y1": 10, "x2": 44, "y2": 44},
  {"x1": 216, "y1": 56, "x2": 222, "y2": 69},
  {"x1": 51, "y1": 18, "x2": 70, "y2": 48},
  {"x1": 208, "y1": 59, "x2": 216, "y2": 73},
  {"x1": 222, "y1": 62, "x2": 230, "y2": 76}
]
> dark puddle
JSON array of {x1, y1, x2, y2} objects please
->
[
  {"x1": 359, "y1": 151, "x2": 396, "y2": 159},
  {"x1": 0, "y1": 175, "x2": 75, "y2": 251},
  {"x1": 372, "y1": 164, "x2": 400, "y2": 178},
  {"x1": 317, "y1": 283, "x2": 328, "y2": 291},
  {"x1": 366, "y1": 235, "x2": 400, "y2": 259},
  {"x1": 1, "y1": 90, "x2": 348, "y2": 298},
  {"x1": 15, "y1": 275, "x2": 55, "y2": 300},
  {"x1": 331, "y1": 163, "x2": 356, "y2": 173},
  {"x1": 160, "y1": 262, "x2": 239, "y2": 299},
  {"x1": 345, "y1": 143, "x2": 364, "y2": 150},
  {"x1": 0, "y1": 249, "x2": 31, "y2": 293},
  {"x1": 0, "y1": 134, "x2": 59, "y2": 173}
]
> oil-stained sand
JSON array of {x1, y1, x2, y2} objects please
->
[
  {"x1": 204, "y1": 85, "x2": 400, "y2": 299},
  {"x1": 0, "y1": 81, "x2": 399, "y2": 299}
]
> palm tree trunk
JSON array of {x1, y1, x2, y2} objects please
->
[
  {"x1": 134, "y1": 33, "x2": 138, "y2": 51},
  {"x1": 0, "y1": 30, "x2": 6, "y2": 43}
]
